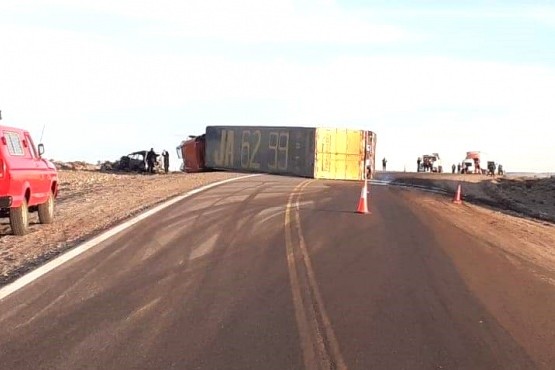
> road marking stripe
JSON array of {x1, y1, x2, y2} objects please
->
[
  {"x1": 285, "y1": 180, "x2": 347, "y2": 370},
  {"x1": 285, "y1": 181, "x2": 319, "y2": 370},
  {"x1": 295, "y1": 181, "x2": 330, "y2": 370},
  {"x1": 293, "y1": 182, "x2": 347, "y2": 370},
  {"x1": 0, "y1": 174, "x2": 260, "y2": 302}
]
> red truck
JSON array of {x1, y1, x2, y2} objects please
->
[
  {"x1": 176, "y1": 135, "x2": 206, "y2": 173},
  {"x1": 0, "y1": 124, "x2": 59, "y2": 235}
]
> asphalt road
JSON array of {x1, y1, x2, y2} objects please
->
[{"x1": 0, "y1": 175, "x2": 553, "y2": 369}]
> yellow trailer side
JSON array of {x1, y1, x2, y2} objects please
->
[{"x1": 314, "y1": 128, "x2": 366, "y2": 180}]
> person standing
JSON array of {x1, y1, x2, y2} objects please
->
[
  {"x1": 382, "y1": 157, "x2": 387, "y2": 171},
  {"x1": 365, "y1": 158, "x2": 372, "y2": 179},
  {"x1": 417, "y1": 157, "x2": 421, "y2": 172},
  {"x1": 162, "y1": 150, "x2": 170, "y2": 174},
  {"x1": 146, "y1": 148, "x2": 157, "y2": 174},
  {"x1": 488, "y1": 161, "x2": 496, "y2": 176},
  {"x1": 457, "y1": 163, "x2": 461, "y2": 174},
  {"x1": 452, "y1": 164, "x2": 456, "y2": 174}
]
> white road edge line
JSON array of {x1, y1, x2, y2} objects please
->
[{"x1": 0, "y1": 174, "x2": 260, "y2": 302}]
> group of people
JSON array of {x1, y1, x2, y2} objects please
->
[
  {"x1": 146, "y1": 148, "x2": 170, "y2": 174},
  {"x1": 450, "y1": 162, "x2": 504, "y2": 176},
  {"x1": 451, "y1": 163, "x2": 466, "y2": 174},
  {"x1": 373, "y1": 157, "x2": 505, "y2": 176}
]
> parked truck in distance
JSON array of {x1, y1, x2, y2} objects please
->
[
  {"x1": 461, "y1": 151, "x2": 497, "y2": 175},
  {"x1": 418, "y1": 153, "x2": 443, "y2": 173},
  {"x1": 177, "y1": 126, "x2": 377, "y2": 181}
]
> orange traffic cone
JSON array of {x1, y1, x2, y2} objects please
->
[
  {"x1": 453, "y1": 184, "x2": 462, "y2": 204},
  {"x1": 356, "y1": 181, "x2": 370, "y2": 214}
]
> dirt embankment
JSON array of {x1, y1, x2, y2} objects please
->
[
  {"x1": 377, "y1": 172, "x2": 555, "y2": 223},
  {"x1": 0, "y1": 170, "x2": 241, "y2": 286}
]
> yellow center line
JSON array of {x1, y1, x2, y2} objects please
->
[
  {"x1": 285, "y1": 181, "x2": 318, "y2": 370},
  {"x1": 285, "y1": 180, "x2": 347, "y2": 370},
  {"x1": 293, "y1": 182, "x2": 348, "y2": 370}
]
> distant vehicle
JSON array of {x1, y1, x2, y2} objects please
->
[
  {"x1": 117, "y1": 150, "x2": 163, "y2": 173},
  {"x1": 0, "y1": 124, "x2": 58, "y2": 235},
  {"x1": 176, "y1": 135, "x2": 206, "y2": 173},
  {"x1": 461, "y1": 158, "x2": 476, "y2": 174},
  {"x1": 119, "y1": 151, "x2": 148, "y2": 172},
  {"x1": 462, "y1": 151, "x2": 496, "y2": 175},
  {"x1": 419, "y1": 153, "x2": 443, "y2": 173}
]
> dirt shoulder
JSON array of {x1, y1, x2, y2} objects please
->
[
  {"x1": 399, "y1": 188, "x2": 555, "y2": 368},
  {"x1": 0, "y1": 170, "x2": 242, "y2": 286},
  {"x1": 402, "y1": 188, "x2": 555, "y2": 283},
  {"x1": 376, "y1": 172, "x2": 555, "y2": 223}
]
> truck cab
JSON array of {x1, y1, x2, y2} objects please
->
[
  {"x1": 177, "y1": 135, "x2": 207, "y2": 172},
  {"x1": 421, "y1": 153, "x2": 443, "y2": 173},
  {"x1": 462, "y1": 151, "x2": 494, "y2": 174},
  {"x1": 461, "y1": 158, "x2": 475, "y2": 174},
  {"x1": 0, "y1": 125, "x2": 58, "y2": 235}
]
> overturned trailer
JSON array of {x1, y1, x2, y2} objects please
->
[{"x1": 177, "y1": 126, "x2": 377, "y2": 181}]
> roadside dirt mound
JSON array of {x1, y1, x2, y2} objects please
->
[
  {"x1": 0, "y1": 170, "x2": 241, "y2": 286},
  {"x1": 51, "y1": 160, "x2": 100, "y2": 171},
  {"x1": 492, "y1": 177, "x2": 555, "y2": 221},
  {"x1": 378, "y1": 172, "x2": 555, "y2": 223}
]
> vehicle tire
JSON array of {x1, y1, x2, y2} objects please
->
[
  {"x1": 10, "y1": 198, "x2": 30, "y2": 236},
  {"x1": 38, "y1": 191, "x2": 55, "y2": 224}
]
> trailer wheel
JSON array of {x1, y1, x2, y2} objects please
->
[
  {"x1": 38, "y1": 191, "x2": 55, "y2": 224},
  {"x1": 10, "y1": 198, "x2": 30, "y2": 236}
]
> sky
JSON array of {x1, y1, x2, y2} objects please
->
[{"x1": 1, "y1": 0, "x2": 554, "y2": 172}]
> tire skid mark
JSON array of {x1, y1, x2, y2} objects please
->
[{"x1": 285, "y1": 180, "x2": 347, "y2": 370}]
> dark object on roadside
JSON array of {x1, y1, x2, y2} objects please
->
[
  {"x1": 487, "y1": 161, "x2": 497, "y2": 177},
  {"x1": 101, "y1": 150, "x2": 163, "y2": 173},
  {"x1": 121, "y1": 150, "x2": 149, "y2": 172}
]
